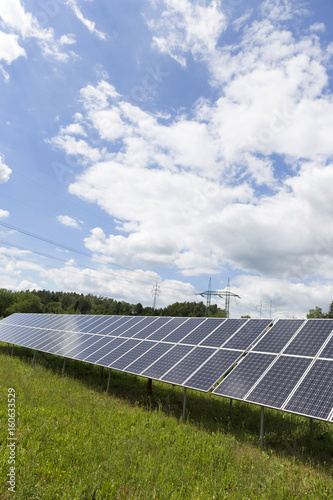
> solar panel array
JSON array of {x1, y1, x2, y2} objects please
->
[
  {"x1": 213, "y1": 319, "x2": 333, "y2": 422},
  {"x1": 0, "y1": 314, "x2": 271, "y2": 393},
  {"x1": 2, "y1": 314, "x2": 333, "y2": 424}
]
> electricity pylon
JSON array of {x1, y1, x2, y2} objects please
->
[
  {"x1": 197, "y1": 278, "x2": 240, "y2": 318},
  {"x1": 152, "y1": 282, "x2": 160, "y2": 310}
]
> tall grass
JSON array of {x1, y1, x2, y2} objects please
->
[{"x1": 0, "y1": 343, "x2": 332, "y2": 499}]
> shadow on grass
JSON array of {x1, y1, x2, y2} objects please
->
[{"x1": 2, "y1": 342, "x2": 333, "y2": 471}]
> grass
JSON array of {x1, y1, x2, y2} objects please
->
[{"x1": 0, "y1": 343, "x2": 332, "y2": 499}]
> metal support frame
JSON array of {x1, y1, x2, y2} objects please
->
[
  {"x1": 230, "y1": 398, "x2": 233, "y2": 415},
  {"x1": 310, "y1": 418, "x2": 314, "y2": 436},
  {"x1": 62, "y1": 358, "x2": 67, "y2": 375},
  {"x1": 259, "y1": 406, "x2": 265, "y2": 446},
  {"x1": 182, "y1": 387, "x2": 187, "y2": 423},
  {"x1": 106, "y1": 369, "x2": 112, "y2": 393},
  {"x1": 11, "y1": 344, "x2": 14, "y2": 356},
  {"x1": 32, "y1": 350, "x2": 36, "y2": 367},
  {"x1": 100, "y1": 366, "x2": 104, "y2": 377}
]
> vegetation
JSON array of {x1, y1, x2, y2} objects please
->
[
  {"x1": 0, "y1": 344, "x2": 333, "y2": 499},
  {"x1": 0, "y1": 288, "x2": 226, "y2": 318},
  {"x1": 307, "y1": 301, "x2": 333, "y2": 319}
]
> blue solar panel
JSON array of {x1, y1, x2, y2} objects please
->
[
  {"x1": 110, "y1": 341, "x2": 157, "y2": 370},
  {"x1": 142, "y1": 344, "x2": 193, "y2": 380},
  {"x1": 125, "y1": 342, "x2": 174, "y2": 375},
  {"x1": 284, "y1": 359, "x2": 333, "y2": 420},
  {"x1": 223, "y1": 319, "x2": 271, "y2": 350},
  {"x1": 184, "y1": 349, "x2": 242, "y2": 392},
  {"x1": 252, "y1": 319, "x2": 305, "y2": 354},
  {"x1": 86, "y1": 316, "x2": 122, "y2": 334},
  {"x1": 96, "y1": 339, "x2": 141, "y2": 367},
  {"x1": 83, "y1": 337, "x2": 127, "y2": 364},
  {"x1": 318, "y1": 335, "x2": 333, "y2": 360},
  {"x1": 147, "y1": 317, "x2": 187, "y2": 341},
  {"x1": 118, "y1": 317, "x2": 155, "y2": 338},
  {"x1": 283, "y1": 320, "x2": 333, "y2": 357},
  {"x1": 162, "y1": 318, "x2": 206, "y2": 343},
  {"x1": 246, "y1": 355, "x2": 312, "y2": 409},
  {"x1": 179, "y1": 318, "x2": 222, "y2": 345},
  {"x1": 132, "y1": 317, "x2": 171, "y2": 339},
  {"x1": 73, "y1": 336, "x2": 116, "y2": 361},
  {"x1": 200, "y1": 319, "x2": 246, "y2": 348},
  {"x1": 161, "y1": 346, "x2": 214, "y2": 385},
  {"x1": 213, "y1": 353, "x2": 275, "y2": 400},
  {"x1": 101, "y1": 317, "x2": 135, "y2": 336}
]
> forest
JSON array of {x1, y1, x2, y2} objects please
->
[{"x1": 0, "y1": 288, "x2": 227, "y2": 319}]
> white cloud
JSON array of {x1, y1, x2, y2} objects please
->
[
  {"x1": 0, "y1": 155, "x2": 11, "y2": 183},
  {"x1": 147, "y1": 0, "x2": 227, "y2": 66},
  {"x1": 0, "y1": 0, "x2": 77, "y2": 63},
  {"x1": 66, "y1": 0, "x2": 106, "y2": 40},
  {"x1": 57, "y1": 215, "x2": 83, "y2": 229},
  {"x1": 0, "y1": 209, "x2": 9, "y2": 219},
  {"x1": 0, "y1": 31, "x2": 26, "y2": 64}
]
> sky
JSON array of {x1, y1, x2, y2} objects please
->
[{"x1": 1, "y1": 0, "x2": 333, "y2": 318}]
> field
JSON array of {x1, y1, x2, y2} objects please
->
[{"x1": 0, "y1": 343, "x2": 332, "y2": 499}]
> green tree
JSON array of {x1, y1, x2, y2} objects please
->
[
  {"x1": 0, "y1": 289, "x2": 15, "y2": 317},
  {"x1": 6, "y1": 292, "x2": 43, "y2": 314},
  {"x1": 306, "y1": 306, "x2": 327, "y2": 318},
  {"x1": 327, "y1": 300, "x2": 333, "y2": 319}
]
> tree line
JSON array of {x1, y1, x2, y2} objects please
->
[
  {"x1": 306, "y1": 302, "x2": 333, "y2": 319},
  {"x1": 0, "y1": 289, "x2": 227, "y2": 319}
]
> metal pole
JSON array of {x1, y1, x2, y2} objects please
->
[
  {"x1": 310, "y1": 418, "x2": 314, "y2": 436},
  {"x1": 259, "y1": 406, "x2": 264, "y2": 446},
  {"x1": 230, "y1": 398, "x2": 233, "y2": 415},
  {"x1": 11, "y1": 344, "x2": 14, "y2": 356},
  {"x1": 32, "y1": 350, "x2": 36, "y2": 367},
  {"x1": 182, "y1": 387, "x2": 187, "y2": 423},
  {"x1": 100, "y1": 366, "x2": 104, "y2": 377},
  {"x1": 106, "y1": 369, "x2": 112, "y2": 393},
  {"x1": 62, "y1": 358, "x2": 67, "y2": 375}
]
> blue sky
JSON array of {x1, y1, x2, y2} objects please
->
[{"x1": 1, "y1": 0, "x2": 333, "y2": 318}]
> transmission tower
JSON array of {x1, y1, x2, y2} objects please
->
[
  {"x1": 197, "y1": 278, "x2": 240, "y2": 318},
  {"x1": 152, "y1": 282, "x2": 160, "y2": 310}
]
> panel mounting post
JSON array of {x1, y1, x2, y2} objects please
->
[
  {"x1": 230, "y1": 398, "x2": 233, "y2": 416},
  {"x1": 259, "y1": 406, "x2": 265, "y2": 447},
  {"x1": 100, "y1": 366, "x2": 104, "y2": 377},
  {"x1": 106, "y1": 369, "x2": 112, "y2": 393},
  {"x1": 182, "y1": 387, "x2": 187, "y2": 423},
  {"x1": 32, "y1": 350, "x2": 36, "y2": 367},
  {"x1": 11, "y1": 344, "x2": 14, "y2": 357},
  {"x1": 310, "y1": 418, "x2": 314, "y2": 436},
  {"x1": 62, "y1": 358, "x2": 67, "y2": 375}
]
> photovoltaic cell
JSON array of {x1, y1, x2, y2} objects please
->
[
  {"x1": 102, "y1": 317, "x2": 135, "y2": 336},
  {"x1": 213, "y1": 352, "x2": 275, "y2": 400},
  {"x1": 125, "y1": 342, "x2": 174, "y2": 375},
  {"x1": 200, "y1": 319, "x2": 246, "y2": 348},
  {"x1": 179, "y1": 318, "x2": 222, "y2": 345},
  {"x1": 118, "y1": 317, "x2": 155, "y2": 338},
  {"x1": 284, "y1": 359, "x2": 333, "y2": 420},
  {"x1": 83, "y1": 337, "x2": 127, "y2": 364},
  {"x1": 73, "y1": 336, "x2": 116, "y2": 361},
  {"x1": 184, "y1": 349, "x2": 242, "y2": 392},
  {"x1": 145, "y1": 317, "x2": 187, "y2": 341},
  {"x1": 110, "y1": 341, "x2": 157, "y2": 370},
  {"x1": 283, "y1": 320, "x2": 333, "y2": 357},
  {"x1": 253, "y1": 319, "x2": 305, "y2": 354},
  {"x1": 162, "y1": 318, "x2": 206, "y2": 343},
  {"x1": 319, "y1": 336, "x2": 333, "y2": 360},
  {"x1": 142, "y1": 344, "x2": 193, "y2": 380},
  {"x1": 161, "y1": 347, "x2": 214, "y2": 385},
  {"x1": 131, "y1": 317, "x2": 171, "y2": 339},
  {"x1": 246, "y1": 355, "x2": 312, "y2": 409},
  {"x1": 223, "y1": 319, "x2": 271, "y2": 350},
  {"x1": 96, "y1": 339, "x2": 141, "y2": 367},
  {"x1": 87, "y1": 316, "x2": 122, "y2": 334}
]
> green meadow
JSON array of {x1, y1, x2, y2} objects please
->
[{"x1": 0, "y1": 343, "x2": 332, "y2": 499}]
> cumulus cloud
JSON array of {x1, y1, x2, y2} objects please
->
[
  {"x1": 0, "y1": 155, "x2": 12, "y2": 183},
  {"x1": 57, "y1": 215, "x2": 83, "y2": 229},
  {"x1": 0, "y1": 0, "x2": 77, "y2": 64},
  {"x1": 0, "y1": 209, "x2": 9, "y2": 219}
]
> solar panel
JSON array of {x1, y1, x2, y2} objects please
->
[
  {"x1": 131, "y1": 317, "x2": 171, "y2": 339},
  {"x1": 245, "y1": 355, "x2": 312, "y2": 409},
  {"x1": 184, "y1": 349, "x2": 242, "y2": 392},
  {"x1": 87, "y1": 316, "x2": 123, "y2": 334},
  {"x1": 283, "y1": 320, "x2": 333, "y2": 357},
  {"x1": 283, "y1": 359, "x2": 333, "y2": 420},
  {"x1": 200, "y1": 319, "x2": 247, "y2": 348},
  {"x1": 161, "y1": 346, "x2": 214, "y2": 385},
  {"x1": 125, "y1": 342, "x2": 174, "y2": 375},
  {"x1": 318, "y1": 335, "x2": 333, "y2": 360},
  {"x1": 147, "y1": 317, "x2": 188, "y2": 341},
  {"x1": 141, "y1": 344, "x2": 193, "y2": 380},
  {"x1": 83, "y1": 337, "x2": 127, "y2": 364},
  {"x1": 73, "y1": 336, "x2": 116, "y2": 362},
  {"x1": 118, "y1": 317, "x2": 156, "y2": 338},
  {"x1": 96, "y1": 339, "x2": 141, "y2": 367},
  {"x1": 253, "y1": 319, "x2": 305, "y2": 354},
  {"x1": 213, "y1": 352, "x2": 276, "y2": 400},
  {"x1": 179, "y1": 318, "x2": 222, "y2": 345},
  {"x1": 223, "y1": 319, "x2": 271, "y2": 350},
  {"x1": 162, "y1": 318, "x2": 206, "y2": 343},
  {"x1": 110, "y1": 340, "x2": 157, "y2": 370}
]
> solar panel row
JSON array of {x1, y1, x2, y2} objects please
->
[
  {"x1": 0, "y1": 314, "x2": 271, "y2": 393},
  {"x1": 213, "y1": 318, "x2": 333, "y2": 421}
]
